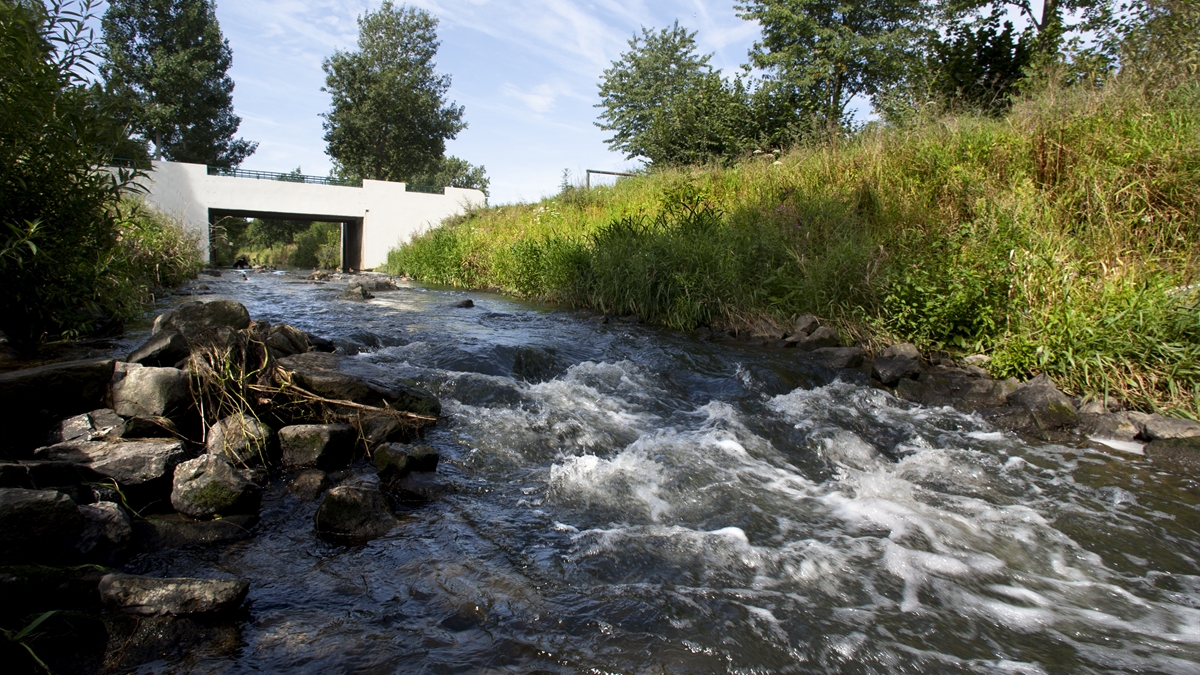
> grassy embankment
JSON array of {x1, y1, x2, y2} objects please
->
[{"x1": 385, "y1": 81, "x2": 1200, "y2": 416}]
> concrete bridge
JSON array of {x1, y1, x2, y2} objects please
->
[{"x1": 135, "y1": 161, "x2": 486, "y2": 270}]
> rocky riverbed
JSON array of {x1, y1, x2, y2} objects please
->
[{"x1": 1, "y1": 270, "x2": 1197, "y2": 673}]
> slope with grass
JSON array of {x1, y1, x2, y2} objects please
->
[{"x1": 385, "y1": 82, "x2": 1200, "y2": 416}]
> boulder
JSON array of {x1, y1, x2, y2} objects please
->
[
  {"x1": 75, "y1": 500, "x2": 132, "y2": 562},
  {"x1": 265, "y1": 324, "x2": 311, "y2": 359},
  {"x1": 288, "y1": 469, "x2": 330, "y2": 501},
  {"x1": 872, "y1": 356, "x2": 922, "y2": 385},
  {"x1": 99, "y1": 573, "x2": 249, "y2": 616},
  {"x1": 338, "y1": 285, "x2": 374, "y2": 301},
  {"x1": 1006, "y1": 374, "x2": 1078, "y2": 430},
  {"x1": 128, "y1": 330, "x2": 191, "y2": 367},
  {"x1": 278, "y1": 423, "x2": 356, "y2": 470},
  {"x1": 171, "y1": 455, "x2": 262, "y2": 519},
  {"x1": 388, "y1": 472, "x2": 452, "y2": 504},
  {"x1": 314, "y1": 486, "x2": 398, "y2": 541},
  {"x1": 746, "y1": 319, "x2": 785, "y2": 341},
  {"x1": 0, "y1": 358, "x2": 115, "y2": 450},
  {"x1": 206, "y1": 413, "x2": 276, "y2": 466},
  {"x1": 791, "y1": 314, "x2": 819, "y2": 338},
  {"x1": 882, "y1": 343, "x2": 921, "y2": 361},
  {"x1": 1140, "y1": 414, "x2": 1200, "y2": 441},
  {"x1": 897, "y1": 369, "x2": 1018, "y2": 411},
  {"x1": 374, "y1": 443, "x2": 411, "y2": 480},
  {"x1": 1145, "y1": 437, "x2": 1200, "y2": 474},
  {"x1": 450, "y1": 299, "x2": 474, "y2": 308},
  {"x1": 799, "y1": 346, "x2": 864, "y2": 369},
  {"x1": 130, "y1": 514, "x2": 258, "y2": 552},
  {"x1": 963, "y1": 365, "x2": 990, "y2": 378},
  {"x1": 962, "y1": 354, "x2": 991, "y2": 367},
  {"x1": 35, "y1": 439, "x2": 185, "y2": 491},
  {"x1": 0, "y1": 488, "x2": 86, "y2": 563},
  {"x1": 6, "y1": 460, "x2": 102, "y2": 491},
  {"x1": 122, "y1": 415, "x2": 179, "y2": 439},
  {"x1": 794, "y1": 326, "x2": 841, "y2": 351},
  {"x1": 359, "y1": 413, "x2": 408, "y2": 447},
  {"x1": 152, "y1": 300, "x2": 251, "y2": 341},
  {"x1": 343, "y1": 275, "x2": 396, "y2": 292},
  {"x1": 54, "y1": 408, "x2": 126, "y2": 443},
  {"x1": 1080, "y1": 412, "x2": 1141, "y2": 442},
  {"x1": 275, "y1": 352, "x2": 441, "y2": 417},
  {"x1": 111, "y1": 362, "x2": 191, "y2": 419}
]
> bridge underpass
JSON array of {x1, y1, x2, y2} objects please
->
[{"x1": 135, "y1": 161, "x2": 486, "y2": 270}]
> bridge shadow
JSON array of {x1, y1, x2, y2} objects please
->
[{"x1": 209, "y1": 208, "x2": 364, "y2": 271}]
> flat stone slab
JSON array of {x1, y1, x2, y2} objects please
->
[
  {"x1": 35, "y1": 439, "x2": 185, "y2": 486},
  {"x1": 99, "y1": 573, "x2": 249, "y2": 615},
  {"x1": 276, "y1": 352, "x2": 441, "y2": 417}
]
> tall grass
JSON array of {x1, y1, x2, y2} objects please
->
[{"x1": 386, "y1": 79, "x2": 1200, "y2": 415}]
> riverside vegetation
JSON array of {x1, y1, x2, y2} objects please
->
[{"x1": 386, "y1": 73, "x2": 1200, "y2": 418}]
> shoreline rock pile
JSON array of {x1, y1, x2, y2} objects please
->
[
  {"x1": 694, "y1": 313, "x2": 1200, "y2": 470},
  {"x1": 0, "y1": 298, "x2": 447, "y2": 673}
]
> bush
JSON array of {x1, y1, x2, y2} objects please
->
[
  {"x1": 386, "y1": 75, "x2": 1200, "y2": 414},
  {"x1": 0, "y1": 1, "x2": 153, "y2": 345}
]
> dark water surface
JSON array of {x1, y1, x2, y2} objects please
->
[{"x1": 121, "y1": 271, "x2": 1199, "y2": 674}]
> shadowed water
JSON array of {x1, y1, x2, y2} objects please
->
[{"x1": 120, "y1": 271, "x2": 1200, "y2": 674}]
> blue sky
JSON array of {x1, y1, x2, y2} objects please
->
[{"x1": 183, "y1": 1, "x2": 766, "y2": 204}]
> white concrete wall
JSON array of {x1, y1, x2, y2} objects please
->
[{"x1": 134, "y1": 161, "x2": 486, "y2": 268}]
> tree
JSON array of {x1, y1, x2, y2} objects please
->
[
  {"x1": 736, "y1": 0, "x2": 928, "y2": 133},
  {"x1": 408, "y1": 156, "x2": 490, "y2": 194},
  {"x1": 101, "y1": 0, "x2": 256, "y2": 168},
  {"x1": 597, "y1": 21, "x2": 750, "y2": 165},
  {"x1": 322, "y1": 2, "x2": 466, "y2": 183},
  {"x1": 931, "y1": 9, "x2": 1033, "y2": 113}
]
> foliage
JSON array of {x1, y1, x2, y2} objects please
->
[
  {"x1": 736, "y1": 0, "x2": 929, "y2": 133},
  {"x1": 596, "y1": 22, "x2": 749, "y2": 165},
  {"x1": 930, "y1": 9, "x2": 1033, "y2": 113},
  {"x1": 322, "y1": 1, "x2": 465, "y2": 183},
  {"x1": 101, "y1": 0, "x2": 255, "y2": 167},
  {"x1": 408, "y1": 155, "x2": 490, "y2": 194},
  {"x1": 386, "y1": 74, "x2": 1200, "y2": 415},
  {"x1": 0, "y1": 0, "x2": 158, "y2": 345}
]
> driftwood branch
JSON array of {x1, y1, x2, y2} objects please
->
[{"x1": 248, "y1": 380, "x2": 439, "y2": 423}]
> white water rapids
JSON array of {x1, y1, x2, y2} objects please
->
[{"x1": 116, "y1": 272, "x2": 1199, "y2": 674}]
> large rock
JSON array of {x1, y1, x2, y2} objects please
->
[
  {"x1": 314, "y1": 486, "x2": 398, "y2": 541},
  {"x1": 265, "y1": 324, "x2": 311, "y2": 359},
  {"x1": 872, "y1": 356, "x2": 922, "y2": 385},
  {"x1": 1140, "y1": 414, "x2": 1200, "y2": 440},
  {"x1": 35, "y1": 439, "x2": 185, "y2": 489},
  {"x1": 1145, "y1": 437, "x2": 1200, "y2": 474},
  {"x1": 128, "y1": 330, "x2": 191, "y2": 367},
  {"x1": 343, "y1": 275, "x2": 397, "y2": 292},
  {"x1": 99, "y1": 573, "x2": 249, "y2": 615},
  {"x1": 75, "y1": 500, "x2": 132, "y2": 563},
  {"x1": 799, "y1": 346, "x2": 864, "y2": 369},
  {"x1": 897, "y1": 368, "x2": 1018, "y2": 411},
  {"x1": 278, "y1": 423, "x2": 356, "y2": 470},
  {"x1": 338, "y1": 285, "x2": 374, "y2": 301},
  {"x1": 207, "y1": 413, "x2": 276, "y2": 466},
  {"x1": 746, "y1": 319, "x2": 785, "y2": 341},
  {"x1": 882, "y1": 343, "x2": 921, "y2": 360},
  {"x1": 376, "y1": 443, "x2": 439, "y2": 480},
  {"x1": 794, "y1": 326, "x2": 841, "y2": 351},
  {"x1": 111, "y1": 362, "x2": 191, "y2": 419},
  {"x1": 275, "y1": 352, "x2": 441, "y2": 417},
  {"x1": 152, "y1": 300, "x2": 251, "y2": 341},
  {"x1": 54, "y1": 408, "x2": 126, "y2": 443},
  {"x1": 388, "y1": 472, "x2": 452, "y2": 504},
  {"x1": 171, "y1": 455, "x2": 262, "y2": 519},
  {"x1": 0, "y1": 358, "x2": 115, "y2": 451},
  {"x1": 1006, "y1": 374, "x2": 1078, "y2": 430},
  {"x1": 0, "y1": 488, "x2": 86, "y2": 563},
  {"x1": 288, "y1": 469, "x2": 330, "y2": 501},
  {"x1": 1080, "y1": 412, "x2": 1141, "y2": 442},
  {"x1": 131, "y1": 514, "x2": 258, "y2": 552}
]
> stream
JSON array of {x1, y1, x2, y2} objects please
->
[{"x1": 114, "y1": 271, "x2": 1199, "y2": 674}]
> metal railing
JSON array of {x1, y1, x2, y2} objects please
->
[
  {"x1": 206, "y1": 166, "x2": 363, "y2": 188},
  {"x1": 586, "y1": 169, "x2": 636, "y2": 189}
]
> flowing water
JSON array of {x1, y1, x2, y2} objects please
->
[{"x1": 120, "y1": 271, "x2": 1199, "y2": 674}]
